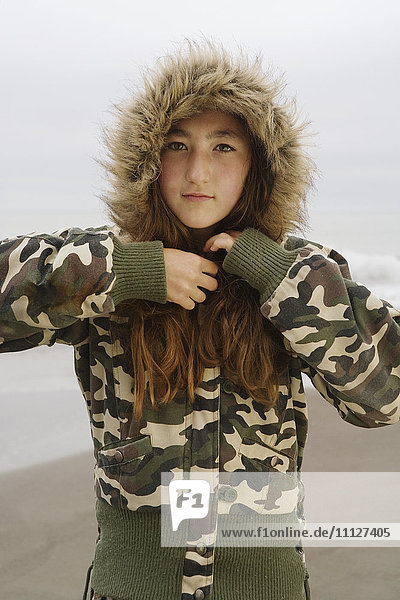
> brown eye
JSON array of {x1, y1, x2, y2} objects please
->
[
  {"x1": 215, "y1": 143, "x2": 234, "y2": 152},
  {"x1": 167, "y1": 141, "x2": 186, "y2": 151}
]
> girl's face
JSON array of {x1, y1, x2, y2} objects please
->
[{"x1": 159, "y1": 111, "x2": 251, "y2": 240}]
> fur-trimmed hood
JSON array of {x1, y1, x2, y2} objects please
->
[{"x1": 103, "y1": 42, "x2": 314, "y2": 242}]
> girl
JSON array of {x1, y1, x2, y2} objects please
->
[{"x1": 1, "y1": 42, "x2": 399, "y2": 600}]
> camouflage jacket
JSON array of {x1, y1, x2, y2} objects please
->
[{"x1": 1, "y1": 226, "x2": 400, "y2": 600}]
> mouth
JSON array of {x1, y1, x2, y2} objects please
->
[{"x1": 182, "y1": 193, "x2": 214, "y2": 202}]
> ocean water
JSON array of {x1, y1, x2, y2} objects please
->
[{"x1": 0, "y1": 209, "x2": 399, "y2": 472}]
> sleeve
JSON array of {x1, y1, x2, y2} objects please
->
[
  {"x1": 222, "y1": 228, "x2": 400, "y2": 428},
  {"x1": 0, "y1": 226, "x2": 167, "y2": 352}
]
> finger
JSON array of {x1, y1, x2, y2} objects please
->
[
  {"x1": 203, "y1": 233, "x2": 229, "y2": 253},
  {"x1": 199, "y1": 257, "x2": 219, "y2": 276},
  {"x1": 209, "y1": 238, "x2": 233, "y2": 252},
  {"x1": 190, "y1": 288, "x2": 207, "y2": 304},
  {"x1": 199, "y1": 273, "x2": 218, "y2": 291},
  {"x1": 181, "y1": 297, "x2": 196, "y2": 310},
  {"x1": 202, "y1": 236, "x2": 219, "y2": 253},
  {"x1": 226, "y1": 230, "x2": 242, "y2": 239},
  {"x1": 203, "y1": 231, "x2": 239, "y2": 253}
]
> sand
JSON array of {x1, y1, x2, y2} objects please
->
[{"x1": 1, "y1": 386, "x2": 399, "y2": 600}]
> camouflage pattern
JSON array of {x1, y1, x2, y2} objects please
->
[
  {"x1": 0, "y1": 227, "x2": 115, "y2": 350},
  {"x1": 1, "y1": 227, "x2": 400, "y2": 600},
  {"x1": 264, "y1": 238, "x2": 400, "y2": 429}
]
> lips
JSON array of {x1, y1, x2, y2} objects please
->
[{"x1": 182, "y1": 193, "x2": 213, "y2": 202}]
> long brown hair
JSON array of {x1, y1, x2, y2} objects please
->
[{"x1": 113, "y1": 125, "x2": 291, "y2": 419}]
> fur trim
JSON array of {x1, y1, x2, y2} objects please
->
[{"x1": 102, "y1": 41, "x2": 314, "y2": 240}]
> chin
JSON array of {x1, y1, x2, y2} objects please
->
[{"x1": 184, "y1": 220, "x2": 219, "y2": 230}]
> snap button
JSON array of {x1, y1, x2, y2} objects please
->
[
  {"x1": 222, "y1": 379, "x2": 235, "y2": 393},
  {"x1": 218, "y1": 486, "x2": 238, "y2": 502},
  {"x1": 270, "y1": 455, "x2": 279, "y2": 468},
  {"x1": 194, "y1": 589, "x2": 205, "y2": 600},
  {"x1": 196, "y1": 543, "x2": 207, "y2": 556},
  {"x1": 114, "y1": 450, "x2": 124, "y2": 463},
  {"x1": 224, "y1": 487, "x2": 238, "y2": 502}
]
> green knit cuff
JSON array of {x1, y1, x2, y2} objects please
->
[
  {"x1": 222, "y1": 228, "x2": 299, "y2": 304},
  {"x1": 110, "y1": 236, "x2": 167, "y2": 306}
]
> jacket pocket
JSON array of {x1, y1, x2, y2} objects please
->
[
  {"x1": 238, "y1": 436, "x2": 296, "y2": 473},
  {"x1": 226, "y1": 437, "x2": 299, "y2": 516},
  {"x1": 95, "y1": 435, "x2": 154, "y2": 508},
  {"x1": 97, "y1": 435, "x2": 153, "y2": 469}
]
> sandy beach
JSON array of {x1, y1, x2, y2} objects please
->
[{"x1": 0, "y1": 386, "x2": 399, "y2": 600}]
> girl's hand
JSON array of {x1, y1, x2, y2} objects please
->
[
  {"x1": 202, "y1": 230, "x2": 242, "y2": 253},
  {"x1": 163, "y1": 248, "x2": 219, "y2": 310}
]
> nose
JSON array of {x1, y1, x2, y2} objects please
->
[{"x1": 185, "y1": 150, "x2": 210, "y2": 185}]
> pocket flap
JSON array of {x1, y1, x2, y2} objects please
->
[
  {"x1": 97, "y1": 435, "x2": 153, "y2": 468},
  {"x1": 239, "y1": 436, "x2": 295, "y2": 472}
]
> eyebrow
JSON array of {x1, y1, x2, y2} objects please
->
[{"x1": 166, "y1": 127, "x2": 244, "y2": 140}]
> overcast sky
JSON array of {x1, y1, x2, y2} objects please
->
[{"x1": 1, "y1": 0, "x2": 399, "y2": 222}]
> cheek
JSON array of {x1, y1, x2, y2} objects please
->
[
  {"x1": 241, "y1": 156, "x2": 251, "y2": 182},
  {"x1": 159, "y1": 160, "x2": 177, "y2": 198},
  {"x1": 158, "y1": 163, "x2": 171, "y2": 198},
  {"x1": 226, "y1": 161, "x2": 250, "y2": 198}
]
